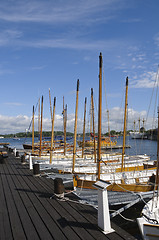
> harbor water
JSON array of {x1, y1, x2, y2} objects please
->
[{"x1": 0, "y1": 135, "x2": 157, "y2": 159}]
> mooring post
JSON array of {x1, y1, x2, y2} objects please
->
[
  {"x1": 54, "y1": 178, "x2": 64, "y2": 197},
  {"x1": 21, "y1": 154, "x2": 26, "y2": 164},
  {"x1": 14, "y1": 148, "x2": 16, "y2": 156},
  {"x1": 16, "y1": 151, "x2": 19, "y2": 157},
  {"x1": 33, "y1": 163, "x2": 40, "y2": 176},
  {"x1": 29, "y1": 155, "x2": 33, "y2": 170},
  {"x1": 0, "y1": 155, "x2": 5, "y2": 164},
  {"x1": 93, "y1": 180, "x2": 114, "y2": 234}
]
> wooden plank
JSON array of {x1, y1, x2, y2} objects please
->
[
  {"x1": 34, "y1": 176, "x2": 127, "y2": 240},
  {"x1": 38, "y1": 175, "x2": 136, "y2": 240},
  {"x1": 3, "y1": 162, "x2": 41, "y2": 240},
  {"x1": 0, "y1": 172, "x2": 13, "y2": 240},
  {"x1": 7, "y1": 157, "x2": 77, "y2": 240},
  {"x1": 16, "y1": 169, "x2": 88, "y2": 240},
  {"x1": 18, "y1": 168, "x2": 110, "y2": 240},
  {"x1": 146, "y1": 233, "x2": 159, "y2": 237},
  {"x1": 1, "y1": 164, "x2": 27, "y2": 240},
  {"x1": 6, "y1": 159, "x2": 67, "y2": 240},
  {"x1": 2, "y1": 151, "x2": 136, "y2": 240},
  {"x1": 66, "y1": 192, "x2": 136, "y2": 240},
  {"x1": 144, "y1": 223, "x2": 159, "y2": 228},
  {"x1": 12, "y1": 159, "x2": 107, "y2": 240}
]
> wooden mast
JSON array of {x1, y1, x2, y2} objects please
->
[
  {"x1": 90, "y1": 97, "x2": 93, "y2": 141},
  {"x1": 50, "y1": 97, "x2": 56, "y2": 164},
  {"x1": 32, "y1": 105, "x2": 34, "y2": 154},
  {"x1": 63, "y1": 96, "x2": 65, "y2": 155},
  {"x1": 107, "y1": 110, "x2": 110, "y2": 137},
  {"x1": 139, "y1": 118, "x2": 141, "y2": 133},
  {"x1": 97, "y1": 52, "x2": 102, "y2": 180},
  {"x1": 134, "y1": 120, "x2": 136, "y2": 132},
  {"x1": 82, "y1": 97, "x2": 87, "y2": 158},
  {"x1": 121, "y1": 77, "x2": 128, "y2": 172},
  {"x1": 64, "y1": 104, "x2": 67, "y2": 156},
  {"x1": 91, "y1": 88, "x2": 97, "y2": 163},
  {"x1": 72, "y1": 79, "x2": 79, "y2": 173},
  {"x1": 38, "y1": 98, "x2": 40, "y2": 138},
  {"x1": 39, "y1": 96, "x2": 43, "y2": 157},
  {"x1": 49, "y1": 88, "x2": 53, "y2": 120},
  {"x1": 63, "y1": 96, "x2": 67, "y2": 156}
]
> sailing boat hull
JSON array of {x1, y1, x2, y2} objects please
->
[
  {"x1": 73, "y1": 175, "x2": 155, "y2": 192},
  {"x1": 137, "y1": 217, "x2": 159, "y2": 240},
  {"x1": 137, "y1": 196, "x2": 159, "y2": 240}
]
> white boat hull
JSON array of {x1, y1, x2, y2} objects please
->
[
  {"x1": 137, "y1": 196, "x2": 159, "y2": 240},
  {"x1": 137, "y1": 217, "x2": 159, "y2": 240}
]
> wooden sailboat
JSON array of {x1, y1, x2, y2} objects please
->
[
  {"x1": 29, "y1": 54, "x2": 155, "y2": 186},
  {"x1": 130, "y1": 118, "x2": 147, "y2": 139},
  {"x1": 73, "y1": 53, "x2": 156, "y2": 192},
  {"x1": 51, "y1": 69, "x2": 154, "y2": 174},
  {"x1": 137, "y1": 195, "x2": 159, "y2": 239},
  {"x1": 137, "y1": 107, "x2": 159, "y2": 240}
]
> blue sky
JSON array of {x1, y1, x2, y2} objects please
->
[{"x1": 0, "y1": 0, "x2": 159, "y2": 134}]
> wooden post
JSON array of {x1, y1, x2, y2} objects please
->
[
  {"x1": 82, "y1": 97, "x2": 87, "y2": 158},
  {"x1": 39, "y1": 96, "x2": 43, "y2": 157},
  {"x1": 63, "y1": 96, "x2": 67, "y2": 156},
  {"x1": 90, "y1": 97, "x2": 93, "y2": 141},
  {"x1": 63, "y1": 96, "x2": 65, "y2": 155},
  {"x1": 138, "y1": 118, "x2": 140, "y2": 133},
  {"x1": 121, "y1": 77, "x2": 128, "y2": 172},
  {"x1": 64, "y1": 104, "x2": 67, "y2": 156},
  {"x1": 91, "y1": 88, "x2": 97, "y2": 163},
  {"x1": 107, "y1": 110, "x2": 110, "y2": 137},
  {"x1": 134, "y1": 120, "x2": 136, "y2": 132},
  {"x1": 72, "y1": 79, "x2": 79, "y2": 173},
  {"x1": 38, "y1": 98, "x2": 40, "y2": 138},
  {"x1": 50, "y1": 97, "x2": 56, "y2": 164},
  {"x1": 97, "y1": 53, "x2": 102, "y2": 180},
  {"x1": 32, "y1": 105, "x2": 34, "y2": 154},
  {"x1": 49, "y1": 88, "x2": 53, "y2": 120}
]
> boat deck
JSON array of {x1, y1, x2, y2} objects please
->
[{"x1": 0, "y1": 148, "x2": 136, "y2": 239}]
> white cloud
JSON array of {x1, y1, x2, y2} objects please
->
[
  {"x1": 102, "y1": 107, "x2": 154, "y2": 132},
  {"x1": 0, "y1": 0, "x2": 122, "y2": 24},
  {"x1": 0, "y1": 113, "x2": 77, "y2": 134},
  {"x1": 0, "y1": 29, "x2": 22, "y2": 46},
  {"x1": 0, "y1": 103, "x2": 156, "y2": 134},
  {"x1": 130, "y1": 71, "x2": 159, "y2": 88},
  {"x1": 18, "y1": 38, "x2": 125, "y2": 51},
  {"x1": 121, "y1": 18, "x2": 141, "y2": 23},
  {"x1": 0, "y1": 115, "x2": 31, "y2": 134},
  {"x1": 31, "y1": 65, "x2": 46, "y2": 70},
  {"x1": 4, "y1": 102, "x2": 23, "y2": 106}
]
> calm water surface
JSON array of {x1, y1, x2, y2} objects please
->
[{"x1": 0, "y1": 135, "x2": 157, "y2": 159}]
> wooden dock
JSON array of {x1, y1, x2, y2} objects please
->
[{"x1": 0, "y1": 149, "x2": 137, "y2": 240}]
